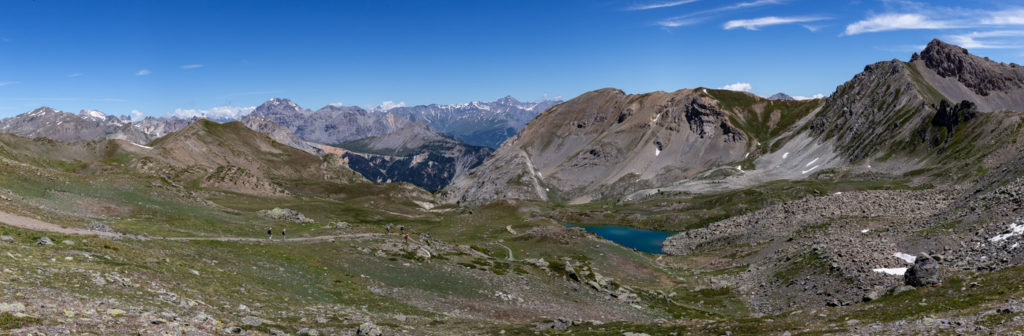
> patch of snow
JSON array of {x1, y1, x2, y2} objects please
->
[
  {"x1": 872, "y1": 267, "x2": 907, "y2": 276},
  {"x1": 82, "y1": 109, "x2": 106, "y2": 120},
  {"x1": 990, "y1": 221, "x2": 1024, "y2": 242},
  {"x1": 652, "y1": 113, "x2": 660, "y2": 123},
  {"x1": 744, "y1": 152, "x2": 749, "y2": 158},
  {"x1": 736, "y1": 165, "x2": 742, "y2": 171},
  {"x1": 782, "y1": 152, "x2": 789, "y2": 159},
  {"x1": 1013, "y1": 243, "x2": 1019, "y2": 249},
  {"x1": 130, "y1": 142, "x2": 152, "y2": 150},
  {"x1": 834, "y1": 192, "x2": 843, "y2": 195},
  {"x1": 702, "y1": 88, "x2": 708, "y2": 94},
  {"x1": 655, "y1": 147, "x2": 661, "y2": 156},
  {"x1": 805, "y1": 157, "x2": 819, "y2": 167},
  {"x1": 893, "y1": 252, "x2": 916, "y2": 264},
  {"x1": 860, "y1": 229, "x2": 870, "y2": 234},
  {"x1": 801, "y1": 165, "x2": 819, "y2": 174}
]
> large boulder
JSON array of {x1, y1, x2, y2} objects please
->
[
  {"x1": 905, "y1": 253, "x2": 941, "y2": 287},
  {"x1": 357, "y1": 322, "x2": 382, "y2": 336}
]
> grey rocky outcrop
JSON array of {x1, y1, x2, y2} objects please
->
[
  {"x1": 258, "y1": 208, "x2": 314, "y2": 223},
  {"x1": 912, "y1": 39, "x2": 1024, "y2": 96},
  {"x1": 905, "y1": 253, "x2": 941, "y2": 287}
]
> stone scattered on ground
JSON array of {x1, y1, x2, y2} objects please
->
[
  {"x1": 258, "y1": 208, "x2": 314, "y2": 223},
  {"x1": 35, "y1": 236, "x2": 53, "y2": 246},
  {"x1": 88, "y1": 220, "x2": 114, "y2": 233},
  {"x1": 356, "y1": 321, "x2": 383, "y2": 336}
]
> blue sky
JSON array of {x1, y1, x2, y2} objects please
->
[{"x1": 0, "y1": 0, "x2": 1022, "y2": 119}]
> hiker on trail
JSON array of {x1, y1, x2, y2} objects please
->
[
  {"x1": 282, "y1": 228, "x2": 286, "y2": 240},
  {"x1": 386, "y1": 224, "x2": 391, "y2": 234},
  {"x1": 404, "y1": 234, "x2": 409, "y2": 243},
  {"x1": 267, "y1": 228, "x2": 273, "y2": 240},
  {"x1": 400, "y1": 225, "x2": 405, "y2": 234}
]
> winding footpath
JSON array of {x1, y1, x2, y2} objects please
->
[{"x1": 0, "y1": 209, "x2": 380, "y2": 243}]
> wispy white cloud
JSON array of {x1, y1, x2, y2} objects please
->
[
  {"x1": 724, "y1": 16, "x2": 828, "y2": 30},
  {"x1": 982, "y1": 8, "x2": 1024, "y2": 25},
  {"x1": 170, "y1": 105, "x2": 255, "y2": 120},
  {"x1": 657, "y1": 0, "x2": 784, "y2": 28},
  {"x1": 180, "y1": 64, "x2": 204, "y2": 69},
  {"x1": 0, "y1": 81, "x2": 18, "y2": 87},
  {"x1": 792, "y1": 94, "x2": 825, "y2": 100},
  {"x1": 628, "y1": 0, "x2": 698, "y2": 11},
  {"x1": 658, "y1": 17, "x2": 706, "y2": 27},
  {"x1": 136, "y1": 69, "x2": 151, "y2": 76},
  {"x1": 718, "y1": 82, "x2": 752, "y2": 92},
  {"x1": 844, "y1": 5, "x2": 1024, "y2": 36},
  {"x1": 802, "y1": 24, "x2": 823, "y2": 32},
  {"x1": 130, "y1": 109, "x2": 144, "y2": 121},
  {"x1": 946, "y1": 30, "x2": 1024, "y2": 49},
  {"x1": 68, "y1": 73, "x2": 83, "y2": 78},
  {"x1": 843, "y1": 13, "x2": 961, "y2": 35},
  {"x1": 372, "y1": 101, "x2": 406, "y2": 112}
]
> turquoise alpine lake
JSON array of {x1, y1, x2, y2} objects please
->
[{"x1": 565, "y1": 224, "x2": 674, "y2": 254}]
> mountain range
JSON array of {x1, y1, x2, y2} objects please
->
[
  {"x1": 0, "y1": 96, "x2": 557, "y2": 191},
  {"x1": 5, "y1": 39, "x2": 1024, "y2": 334}
]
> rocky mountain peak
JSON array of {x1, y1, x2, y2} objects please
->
[
  {"x1": 255, "y1": 98, "x2": 305, "y2": 114},
  {"x1": 768, "y1": 93, "x2": 795, "y2": 101},
  {"x1": 28, "y1": 106, "x2": 61, "y2": 116},
  {"x1": 911, "y1": 39, "x2": 1024, "y2": 96},
  {"x1": 79, "y1": 109, "x2": 107, "y2": 120},
  {"x1": 496, "y1": 95, "x2": 520, "y2": 105}
]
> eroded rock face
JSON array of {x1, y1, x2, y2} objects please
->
[
  {"x1": 913, "y1": 39, "x2": 1024, "y2": 96},
  {"x1": 931, "y1": 99, "x2": 978, "y2": 131},
  {"x1": 905, "y1": 253, "x2": 941, "y2": 287}
]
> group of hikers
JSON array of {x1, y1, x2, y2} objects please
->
[
  {"x1": 267, "y1": 227, "x2": 286, "y2": 240},
  {"x1": 385, "y1": 223, "x2": 410, "y2": 242}
]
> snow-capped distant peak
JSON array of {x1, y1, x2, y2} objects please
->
[
  {"x1": 80, "y1": 109, "x2": 106, "y2": 120},
  {"x1": 372, "y1": 100, "x2": 406, "y2": 112},
  {"x1": 470, "y1": 101, "x2": 491, "y2": 111}
]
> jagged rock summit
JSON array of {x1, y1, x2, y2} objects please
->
[
  {"x1": 909, "y1": 39, "x2": 1024, "y2": 112},
  {"x1": 912, "y1": 39, "x2": 1024, "y2": 96}
]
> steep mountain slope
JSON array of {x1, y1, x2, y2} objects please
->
[
  {"x1": 337, "y1": 123, "x2": 493, "y2": 191},
  {"x1": 140, "y1": 120, "x2": 364, "y2": 195},
  {"x1": 443, "y1": 88, "x2": 821, "y2": 205},
  {"x1": 809, "y1": 39, "x2": 1022, "y2": 166},
  {"x1": 0, "y1": 107, "x2": 150, "y2": 144},
  {"x1": 387, "y1": 96, "x2": 561, "y2": 148},
  {"x1": 238, "y1": 115, "x2": 323, "y2": 155}
]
